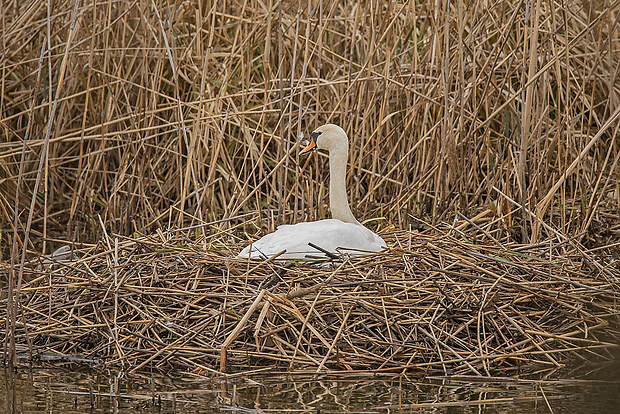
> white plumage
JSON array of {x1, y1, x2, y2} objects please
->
[
  {"x1": 237, "y1": 219, "x2": 385, "y2": 260},
  {"x1": 238, "y1": 124, "x2": 386, "y2": 260}
]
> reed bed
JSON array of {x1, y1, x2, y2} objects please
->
[
  {"x1": 2, "y1": 219, "x2": 619, "y2": 375},
  {"x1": 1, "y1": 0, "x2": 620, "y2": 374},
  {"x1": 1, "y1": 0, "x2": 619, "y2": 258}
]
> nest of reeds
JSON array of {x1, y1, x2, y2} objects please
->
[{"x1": 3, "y1": 219, "x2": 620, "y2": 376}]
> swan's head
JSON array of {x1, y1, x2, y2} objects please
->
[{"x1": 299, "y1": 124, "x2": 348, "y2": 156}]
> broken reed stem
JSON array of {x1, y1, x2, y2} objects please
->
[
  {"x1": 220, "y1": 289, "x2": 266, "y2": 372},
  {"x1": 315, "y1": 306, "x2": 352, "y2": 373}
]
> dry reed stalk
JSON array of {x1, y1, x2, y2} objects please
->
[
  {"x1": 1, "y1": 0, "x2": 618, "y2": 259},
  {"x1": 1, "y1": 0, "x2": 620, "y2": 377}
]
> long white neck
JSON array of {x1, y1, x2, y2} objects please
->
[{"x1": 329, "y1": 144, "x2": 360, "y2": 224}]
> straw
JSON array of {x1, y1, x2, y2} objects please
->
[{"x1": 2, "y1": 223, "x2": 619, "y2": 375}]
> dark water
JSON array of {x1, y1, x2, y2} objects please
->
[{"x1": 2, "y1": 361, "x2": 620, "y2": 413}]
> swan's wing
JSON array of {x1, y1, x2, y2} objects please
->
[
  {"x1": 238, "y1": 222, "x2": 328, "y2": 259},
  {"x1": 237, "y1": 219, "x2": 385, "y2": 260}
]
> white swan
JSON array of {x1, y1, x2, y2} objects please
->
[{"x1": 238, "y1": 124, "x2": 386, "y2": 260}]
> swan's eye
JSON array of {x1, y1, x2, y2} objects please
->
[{"x1": 311, "y1": 131, "x2": 322, "y2": 142}]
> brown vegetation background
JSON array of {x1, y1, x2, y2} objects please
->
[{"x1": 1, "y1": 0, "x2": 619, "y2": 259}]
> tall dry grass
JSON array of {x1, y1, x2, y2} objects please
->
[{"x1": 1, "y1": 0, "x2": 619, "y2": 259}]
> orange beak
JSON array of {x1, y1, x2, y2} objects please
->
[{"x1": 299, "y1": 135, "x2": 318, "y2": 156}]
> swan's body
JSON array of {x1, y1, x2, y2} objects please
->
[
  {"x1": 238, "y1": 124, "x2": 386, "y2": 260},
  {"x1": 237, "y1": 219, "x2": 385, "y2": 260}
]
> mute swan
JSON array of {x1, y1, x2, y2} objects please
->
[{"x1": 238, "y1": 124, "x2": 385, "y2": 260}]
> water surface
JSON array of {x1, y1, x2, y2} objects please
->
[{"x1": 2, "y1": 361, "x2": 620, "y2": 413}]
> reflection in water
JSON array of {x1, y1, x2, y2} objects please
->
[{"x1": 1, "y1": 362, "x2": 620, "y2": 413}]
